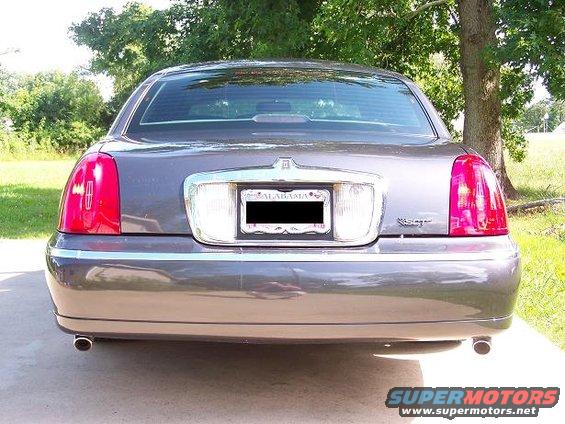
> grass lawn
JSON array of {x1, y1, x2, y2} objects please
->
[
  {"x1": 0, "y1": 139, "x2": 563, "y2": 347},
  {"x1": 506, "y1": 137, "x2": 564, "y2": 349},
  {"x1": 507, "y1": 135, "x2": 564, "y2": 203},
  {"x1": 0, "y1": 160, "x2": 76, "y2": 238},
  {"x1": 511, "y1": 207, "x2": 564, "y2": 348}
]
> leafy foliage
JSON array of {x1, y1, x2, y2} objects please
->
[
  {"x1": 497, "y1": 0, "x2": 565, "y2": 100},
  {"x1": 310, "y1": 0, "x2": 463, "y2": 129},
  {"x1": 519, "y1": 98, "x2": 565, "y2": 133},
  {"x1": 498, "y1": 67, "x2": 535, "y2": 161},
  {"x1": 71, "y1": 3, "x2": 176, "y2": 108},
  {"x1": 65, "y1": 0, "x2": 564, "y2": 159},
  {"x1": 5, "y1": 72, "x2": 107, "y2": 151},
  {"x1": 71, "y1": 0, "x2": 463, "y2": 130},
  {"x1": 0, "y1": 67, "x2": 20, "y2": 118},
  {"x1": 171, "y1": 0, "x2": 316, "y2": 60},
  {"x1": 71, "y1": 0, "x2": 318, "y2": 108},
  {"x1": 494, "y1": 0, "x2": 564, "y2": 160}
]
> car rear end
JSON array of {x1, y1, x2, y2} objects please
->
[{"x1": 45, "y1": 62, "x2": 520, "y2": 350}]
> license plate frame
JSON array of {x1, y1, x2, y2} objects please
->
[{"x1": 239, "y1": 186, "x2": 332, "y2": 238}]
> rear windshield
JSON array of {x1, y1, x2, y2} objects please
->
[{"x1": 126, "y1": 67, "x2": 435, "y2": 138}]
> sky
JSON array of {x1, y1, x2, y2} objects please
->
[
  {"x1": 0, "y1": 0, "x2": 549, "y2": 104},
  {"x1": 0, "y1": 0, "x2": 171, "y2": 99}
]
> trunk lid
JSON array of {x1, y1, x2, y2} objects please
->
[{"x1": 100, "y1": 136, "x2": 464, "y2": 238}]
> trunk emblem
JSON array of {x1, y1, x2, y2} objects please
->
[
  {"x1": 85, "y1": 181, "x2": 94, "y2": 211},
  {"x1": 397, "y1": 218, "x2": 432, "y2": 227},
  {"x1": 275, "y1": 157, "x2": 295, "y2": 170}
]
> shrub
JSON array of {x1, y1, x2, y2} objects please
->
[{"x1": 4, "y1": 71, "x2": 108, "y2": 152}]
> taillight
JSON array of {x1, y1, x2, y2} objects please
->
[
  {"x1": 449, "y1": 154, "x2": 508, "y2": 236},
  {"x1": 59, "y1": 152, "x2": 120, "y2": 234}
]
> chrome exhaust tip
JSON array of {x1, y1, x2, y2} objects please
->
[
  {"x1": 74, "y1": 335, "x2": 93, "y2": 351},
  {"x1": 472, "y1": 337, "x2": 491, "y2": 355}
]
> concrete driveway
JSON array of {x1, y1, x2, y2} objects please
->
[{"x1": 1, "y1": 239, "x2": 563, "y2": 423}]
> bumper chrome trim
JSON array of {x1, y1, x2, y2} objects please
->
[
  {"x1": 48, "y1": 246, "x2": 518, "y2": 262},
  {"x1": 55, "y1": 313, "x2": 513, "y2": 342}
]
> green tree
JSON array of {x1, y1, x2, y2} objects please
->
[
  {"x1": 547, "y1": 100, "x2": 565, "y2": 131},
  {"x1": 520, "y1": 99, "x2": 565, "y2": 133},
  {"x1": 498, "y1": 0, "x2": 564, "y2": 100},
  {"x1": 71, "y1": 1, "x2": 319, "y2": 110},
  {"x1": 0, "y1": 67, "x2": 19, "y2": 118},
  {"x1": 457, "y1": 0, "x2": 563, "y2": 196},
  {"x1": 6, "y1": 71, "x2": 107, "y2": 151},
  {"x1": 71, "y1": 0, "x2": 463, "y2": 129},
  {"x1": 310, "y1": 0, "x2": 463, "y2": 130},
  {"x1": 69, "y1": 1, "x2": 536, "y2": 139},
  {"x1": 71, "y1": 0, "x2": 563, "y2": 196},
  {"x1": 70, "y1": 3, "x2": 175, "y2": 109},
  {"x1": 172, "y1": 0, "x2": 318, "y2": 60}
]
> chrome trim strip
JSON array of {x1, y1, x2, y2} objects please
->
[
  {"x1": 120, "y1": 73, "x2": 163, "y2": 135},
  {"x1": 55, "y1": 312, "x2": 513, "y2": 325},
  {"x1": 55, "y1": 314, "x2": 512, "y2": 341},
  {"x1": 48, "y1": 247, "x2": 518, "y2": 262}
]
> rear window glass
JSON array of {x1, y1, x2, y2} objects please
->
[{"x1": 127, "y1": 67, "x2": 435, "y2": 137}]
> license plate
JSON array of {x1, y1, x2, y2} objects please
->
[{"x1": 240, "y1": 188, "x2": 331, "y2": 235}]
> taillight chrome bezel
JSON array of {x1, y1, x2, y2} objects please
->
[
  {"x1": 58, "y1": 152, "x2": 121, "y2": 234},
  {"x1": 449, "y1": 154, "x2": 509, "y2": 236},
  {"x1": 183, "y1": 158, "x2": 386, "y2": 246}
]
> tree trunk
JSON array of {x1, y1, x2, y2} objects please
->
[{"x1": 457, "y1": 0, "x2": 518, "y2": 199}]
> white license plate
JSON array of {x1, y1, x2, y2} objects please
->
[{"x1": 240, "y1": 188, "x2": 331, "y2": 235}]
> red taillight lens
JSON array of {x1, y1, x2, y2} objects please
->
[
  {"x1": 449, "y1": 154, "x2": 508, "y2": 236},
  {"x1": 59, "y1": 152, "x2": 120, "y2": 234}
]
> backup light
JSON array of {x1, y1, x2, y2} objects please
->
[
  {"x1": 333, "y1": 183, "x2": 378, "y2": 242},
  {"x1": 189, "y1": 183, "x2": 237, "y2": 243}
]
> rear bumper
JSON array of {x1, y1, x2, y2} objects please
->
[{"x1": 45, "y1": 233, "x2": 520, "y2": 342}]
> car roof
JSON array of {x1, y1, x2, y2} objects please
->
[{"x1": 155, "y1": 59, "x2": 410, "y2": 82}]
